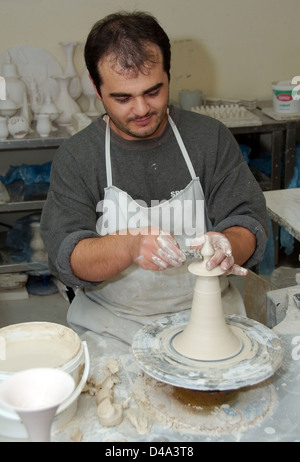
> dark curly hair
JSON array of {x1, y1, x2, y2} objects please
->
[{"x1": 84, "y1": 11, "x2": 171, "y2": 94}]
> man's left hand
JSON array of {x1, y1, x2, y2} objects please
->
[{"x1": 191, "y1": 232, "x2": 248, "y2": 276}]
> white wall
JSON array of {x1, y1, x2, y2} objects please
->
[{"x1": 0, "y1": 0, "x2": 299, "y2": 102}]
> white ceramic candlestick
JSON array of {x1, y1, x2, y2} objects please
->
[
  {"x1": 0, "y1": 368, "x2": 75, "y2": 442},
  {"x1": 173, "y1": 237, "x2": 242, "y2": 361}
]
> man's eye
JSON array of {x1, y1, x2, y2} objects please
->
[
  {"x1": 115, "y1": 97, "x2": 130, "y2": 104},
  {"x1": 147, "y1": 90, "x2": 160, "y2": 98}
]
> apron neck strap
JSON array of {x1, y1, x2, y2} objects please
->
[
  {"x1": 167, "y1": 115, "x2": 197, "y2": 180},
  {"x1": 105, "y1": 119, "x2": 113, "y2": 187}
]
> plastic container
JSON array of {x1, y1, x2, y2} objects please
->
[
  {"x1": 272, "y1": 80, "x2": 300, "y2": 114},
  {"x1": 0, "y1": 322, "x2": 90, "y2": 439}
]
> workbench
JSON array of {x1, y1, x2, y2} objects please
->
[
  {"x1": 264, "y1": 188, "x2": 300, "y2": 243},
  {"x1": 45, "y1": 281, "x2": 300, "y2": 443},
  {"x1": 264, "y1": 188, "x2": 300, "y2": 266},
  {"x1": 0, "y1": 268, "x2": 299, "y2": 442}
]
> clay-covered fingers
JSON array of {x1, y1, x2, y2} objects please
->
[
  {"x1": 206, "y1": 248, "x2": 234, "y2": 271},
  {"x1": 227, "y1": 263, "x2": 248, "y2": 276},
  {"x1": 156, "y1": 233, "x2": 186, "y2": 268},
  {"x1": 133, "y1": 229, "x2": 186, "y2": 271},
  {"x1": 191, "y1": 232, "x2": 248, "y2": 276},
  {"x1": 133, "y1": 233, "x2": 162, "y2": 270},
  {"x1": 211, "y1": 251, "x2": 247, "y2": 276}
]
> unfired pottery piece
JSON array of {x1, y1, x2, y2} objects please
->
[
  {"x1": 132, "y1": 238, "x2": 283, "y2": 391},
  {"x1": 173, "y1": 238, "x2": 242, "y2": 360}
]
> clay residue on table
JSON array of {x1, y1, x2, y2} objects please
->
[{"x1": 130, "y1": 373, "x2": 277, "y2": 435}]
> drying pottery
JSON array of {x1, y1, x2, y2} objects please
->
[
  {"x1": 7, "y1": 115, "x2": 29, "y2": 139},
  {"x1": 29, "y1": 221, "x2": 47, "y2": 261},
  {"x1": 1, "y1": 51, "x2": 27, "y2": 107},
  {"x1": 53, "y1": 75, "x2": 81, "y2": 125},
  {"x1": 0, "y1": 97, "x2": 19, "y2": 117},
  {"x1": 59, "y1": 42, "x2": 82, "y2": 100},
  {"x1": 36, "y1": 113, "x2": 51, "y2": 137},
  {"x1": 0, "y1": 117, "x2": 9, "y2": 140}
]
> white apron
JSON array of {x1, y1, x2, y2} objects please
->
[{"x1": 67, "y1": 116, "x2": 245, "y2": 343}]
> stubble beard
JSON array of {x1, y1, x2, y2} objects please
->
[{"x1": 106, "y1": 105, "x2": 169, "y2": 140}]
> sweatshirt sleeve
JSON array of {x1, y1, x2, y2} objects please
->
[
  {"x1": 40, "y1": 141, "x2": 102, "y2": 288},
  {"x1": 204, "y1": 122, "x2": 270, "y2": 268}
]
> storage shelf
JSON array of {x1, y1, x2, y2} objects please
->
[
  {"x1": 0, "y1": 200, "x2": 45, "y2": 213},
  {"x1": 0, "y1": 201, "x2": 47, "y2": 273},
  {"x1": 0, "y1": 261, "x2": 48, "y2": 274},
  {"x1": 0, "y1": 125, "x2": 69, "y2": 150},
  {"x1": 0, "y1": 129, "x2": 67, "y2": 274}
]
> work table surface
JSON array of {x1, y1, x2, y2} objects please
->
[
  {"x1": 0, "y1": 286, "x2": 300, "y2": 442},
  {"x1": 264, "y1": 188, "x2": 300, "y2": 242},
  {"x1": 54, "y1": 289, "x2": 300, "y2": 443}
]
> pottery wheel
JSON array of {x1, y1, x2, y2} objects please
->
[{"x1": 132, "y1": 311, "x2": 283, "y2": 391}]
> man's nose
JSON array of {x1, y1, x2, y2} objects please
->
[{"x1": 133, "y1": 96, "x2": 150, "y2": 116}]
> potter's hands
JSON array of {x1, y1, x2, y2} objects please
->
[
  {"x1": 131, "y1": 228, "x2": 186, "y2": 271},
  {"x1": 191, "y1": 232, "x2": 248, "y2": 276}
]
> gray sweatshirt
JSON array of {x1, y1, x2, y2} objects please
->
[{"x1": 40, "y1": 106, "x2": 269, "y2": 288}]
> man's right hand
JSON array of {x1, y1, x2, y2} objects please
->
[{"x1": 131, "y1": 228, "x2": 186, "y2": 271}]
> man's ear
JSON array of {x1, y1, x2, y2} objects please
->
[{"x1": 89, "y1": 75, "x2": 102, "y2": 100}]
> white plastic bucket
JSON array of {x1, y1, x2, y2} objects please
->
[
  {"x1": 179, "y1": 90, "x2": 206, "y2": 111},
  {"x1": 272, "y1": 80, "x2": 300, "y2": 114},
  {"x1": 0, "y1": 322, "x2": 90, "y2": 439}
]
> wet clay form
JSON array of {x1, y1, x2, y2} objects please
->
[
  {"x1": 172, "y1": 237, "x2": 242, "y2": 361},
  {"x1": 132, "y1": 237, "x2": 283, "y2": 391}
]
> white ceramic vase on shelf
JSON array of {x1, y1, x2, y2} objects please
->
[
  {"x1": 0, "y1": 96, "x2": 19, "y2": 117},
  {"x1": 20, "y1": 91, "x2": 33, "y2": 127},
  {"x1": 30, "y1": 221, "x2": 47, "y2": 262},
  {"x1": 0, "y1": 116, "x2": 9, "y2": 140},
  {"x1": 81, "y1": 67, "x2": 99, "y2": 117},
  {"x1": 1, "y1": 52, "x2": 27, "y2": 107},
  {"x1": 36, "y1": 114, "x2": 51, "y2": 137},
  {"x1": 53, "y1": 75, "x2": 81, "y2": 126},
  {"x1": 27, "y1": 77, "x2": 43, "y2": 120},
  {"x1": 59, "y1": 42, "x2": 82, "y2": 100},
  {"x1": 0, "y1": 76, "x2": 6, "y2": 101}
]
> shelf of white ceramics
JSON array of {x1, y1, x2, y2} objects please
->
[
  {"x1": 0, "y1": 200, "x2": 45, "y2": 213},
  {"x1": 0, "y1": 126, "x2": 69, "y2": 150},
  {"x1": 0, "y1": 261, "x2": 48, "y2": 274}
]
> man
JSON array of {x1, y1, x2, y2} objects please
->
[{"x1": 41, "y1": 11, "x2": 269, "y2": 341}]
